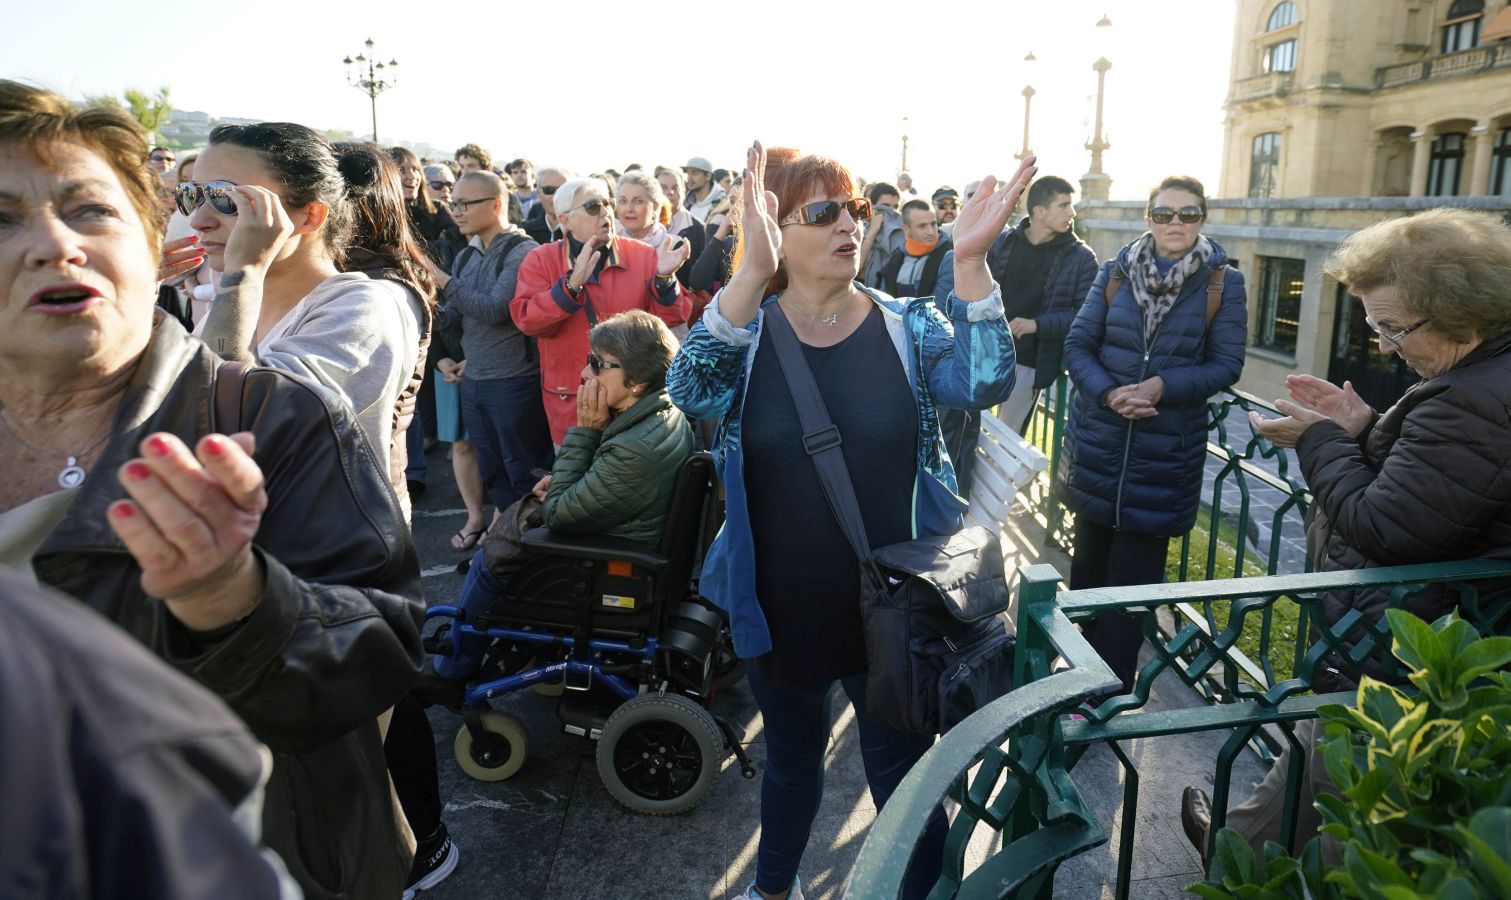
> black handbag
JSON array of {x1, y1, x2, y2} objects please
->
[{"x1": 762, "y1": 304, "x2": 1015, "y2": 735}]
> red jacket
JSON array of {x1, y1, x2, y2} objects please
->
[{"x1": 511, "y1": 236, "x2": 690, "y2": 442}]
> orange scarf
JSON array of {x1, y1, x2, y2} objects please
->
[{"x1": 905, "y1": 237, "x2": 938, "y2": 257}]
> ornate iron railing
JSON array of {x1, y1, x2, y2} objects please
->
[{"x1": 848, "y1": 561, "x2": 1511, "y2": 899}]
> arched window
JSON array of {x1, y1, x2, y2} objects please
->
[
  {"x1": 1442, "y1": 0, "x2": 1485, "y2": 53},
  {"x1": 1266, "y1": 1, "x2": 1298, "y2": 31}
]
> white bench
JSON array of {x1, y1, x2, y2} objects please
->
[{"x1": 965, "y1": 410, "x2": 1050, "y2": 532}]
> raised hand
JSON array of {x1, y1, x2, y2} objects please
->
[
  {"x1": 1284, "y1": 374, "x2": 1373, "y2": 437},
  {"x1": 952, "y1": 156, "x2": 1039, "y2": 262},
  {"x1": 108, "y1": 431, "x2": 268, "y2": 631},
  {"x1": 735, "y1": 141, "x2": 781, "y2": 286},
  {"x1": 567, "y1": 235, "x2": 605, "y2": 292},
  {"x1": 222, "y1": 184, "x2": 295, "y2": 274},
  {"x1": 158, "y1": 235, "x2": 205, "y2": 284},
  {"x1": 656, "y1": 236, "x2": 691, "y2": 277}
]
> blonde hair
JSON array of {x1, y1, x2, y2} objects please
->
[{"x1": 1326, "y1": 208, "x2": 1511, "y2": 343}]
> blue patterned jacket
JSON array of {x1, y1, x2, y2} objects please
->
[{"x1": 665, "y1": 283, "x2": 1016, "y2": 657}]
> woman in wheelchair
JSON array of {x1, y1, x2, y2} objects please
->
[{"x1": 437, "y1": 309, "x2": 695, "y2": 679}]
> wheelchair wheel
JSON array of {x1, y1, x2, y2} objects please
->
[
  {"x1": 453, "y1": 711, "x2": 528, "y2": 782},
  {"x1": 596, "y1": 694, "x2": 722, "y2": 815}
]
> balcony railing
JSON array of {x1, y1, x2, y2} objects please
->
[
  {"x1": 1376, "y1": 43, "x2": 1511, "y2": 88},
  {"x1": 1229, "y1": 71, "x2": 1294, "y2": 102},
  {"x1": 849, "y1": 560, "x2": 1511, "y2": 898}
]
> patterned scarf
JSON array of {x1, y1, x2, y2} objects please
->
[{"x1": 1127, "y1": 232, "x2": 1214, "y2": 343}]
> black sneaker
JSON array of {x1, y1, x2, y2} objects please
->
[{"x1": 403, "y1": 823, "x2": 460, "y2": 899}]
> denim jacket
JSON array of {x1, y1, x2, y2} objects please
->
[{"x1": 665, "y1": 283, "x2": 1016, "y2": 657}]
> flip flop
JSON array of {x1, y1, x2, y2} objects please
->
[{"x1": 451, "y1": 527, "x2": 485, "y2": 551}]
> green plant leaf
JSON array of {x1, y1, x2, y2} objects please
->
[
  {"x1": 1386, "y1": 609, "x2": 1445, "y2": 675},
  {"x1": 1456, "y1": 807, "x2": 1511, "y2": 896},
  {"x1": 1454, "y1": 636, "x2": 1511, "y2": 689},
  {"x1": 1360, "y1": 679, "x2": 1413, "y2": 735},
  {"x1": 1187, "y1": 886, "x2": 1240, "y2": 900},
  {"x1": 1352, "y1": 766, "x2": 1398, "y2": 820},
  {"x1": 1210, "y1": 828, "x2": 1257, "y2": 888},
  {"x1": 1385, "y1": 697, "x2": 1428, "y2": 749}
]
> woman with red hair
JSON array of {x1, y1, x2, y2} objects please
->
[{"x1": 667, "y1": 144, "x2": 1035, "y2": 900}]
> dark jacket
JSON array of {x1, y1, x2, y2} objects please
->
[
  {"x1": 876, "y1": 239, "x2": 952, "y2": 300},
  {"x1": 410, "y1": 201, "x2": 467, "y2": 274},
  {"x1": 524, "y1": 202, "x2": 557, "y2": 247},
  {"x1": 0, "y1": 569, "x2": 286, "y2": 900},
  {"x1": 543, "y1": 388, "x2": 696, "y2": 547},
  {"x1": 1298, "y1": 330, "x2": 1511, "y2": 692},
  {"x1": 989, "y1": 219, "x2": 1099, "y2": 389},
  {"x1": 32, "y1": 314, "x2": 425, "y2": 900},
  {"x1": 1060, "y1": 238, "x2": 1247, "y2": 536}
]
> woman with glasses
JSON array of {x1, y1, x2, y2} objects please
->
[
  {"x1": 666, "y1": 143, "x2": 1033, "y2": 900},
  {"x1": 1183, "y1": 208, "x2": 1511, "y2": 862},
  {"x1": 1059, "y1": 174, "x2": 1247, "y2": 693},
  {"x1": 511, "y1": 177, "x2": 692, "y2": 443},
  {"x1": 0, "y1": 81, "x2": 423, "y2": 900},
  {"x1": 184, "y1": 123, "x2": 427, "y2": 497},
  {"x1": 435, "y1": 309, "x2": 694, "y2": 678}
]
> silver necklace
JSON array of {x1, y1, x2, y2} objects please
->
[
  {"x1": 778, "y1": 293, "x2": 844, "y2": 327},
  {"x1": 0, "y1": 409, "x2": 113, "y2": 489}
]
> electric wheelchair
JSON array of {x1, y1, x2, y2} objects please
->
[{"x1": 424, "y1": 451, "x2": 754, "y2": 814}]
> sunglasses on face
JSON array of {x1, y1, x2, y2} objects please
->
[
  {"x1": 174, "y1": 180, "x2": 238, "y2": 216},
  {"x1": 150, "y1": 154, "x2": 175, "y2": 163},
  {"x1": 1148, "y1": 206, "x2": 1204, "y2": 225},
  {"x1": 586, "y1": 352, "x2": 622, "y2": 374},
  {"x1": 935, "y1": 200, "x2": 958, "y2": 210},
  {"x1": 539, "y1": 184, "x2": 559, "y2": 196},
  {"x1": 780, "y1": 197, "x2": 873, "y2": 227},
  {"x1": 428, "y1": 180, "x2": 454, "y2": 191},
  {"x1": 449, "y1": 196, "x2": 496, "y2": 213},
  {"x1": 571, "y1": 198, "x2": 614, "y2": 215}
]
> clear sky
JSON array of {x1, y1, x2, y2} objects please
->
[{"x1": 6, "y1": 0, "x2": 1235, "y2": 201}]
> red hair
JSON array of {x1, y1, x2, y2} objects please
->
[{"x1": 733, "y1": 147, "x2": 857, "y2": 296}]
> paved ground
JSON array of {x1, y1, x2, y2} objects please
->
[{"x1": 405, "y1": 443, "x2": 1269, "y2": 900}]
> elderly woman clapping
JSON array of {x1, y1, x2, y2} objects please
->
[
  {"x1": 0, "y1": 81, "x2": 423, "y2": 899},
  {"x1": 1183, "y1": 208, "x2": 1511, "y2": 863},
  {"x1": 511, "y1": 177, "x2": 692, "y2": 443}
]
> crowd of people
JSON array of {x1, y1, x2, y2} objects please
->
[{"x1": 4, "y1": 76, "x2": 1510, "y2": 900}]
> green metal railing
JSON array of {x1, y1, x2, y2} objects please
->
[{"x1": 848, "y1": 561, "x2": 1511, "y2": 899}]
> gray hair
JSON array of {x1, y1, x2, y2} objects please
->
[
  {"x1": 616, "y1": 170, "x2": 668, "y2": 213},
  {"x1": 423, "y1": 164, "x2": 452, "y2": 182},
  {"x1": 554, "y1": 177, "x2": 606, "y2": 216},
  {"x1": 589, "y1": 310, "x2": 678, "y2": 393},
  {"x1": 536, "y1": 165, "x2": 573, "y2": 183}
]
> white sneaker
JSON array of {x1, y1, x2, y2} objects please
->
[{"x1": 733, "y1": 876, "x2": 805, "y2": 900}]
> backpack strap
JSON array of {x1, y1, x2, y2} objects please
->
[
  {"x1": 1205, "y1": 264, "x2": 1227, "y2": 330},
  {"x1": 213, "y1": 361, "x2": 251, "y2": 435}
]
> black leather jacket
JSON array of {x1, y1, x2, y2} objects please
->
[{"x1": 32, "y1": 314, "x2": 425, "y2": 900}]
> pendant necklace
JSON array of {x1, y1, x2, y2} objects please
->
[
  {"x1": 778, "y1": 292, "x2": 844, "y2": 327},
  {"x1": 0, "y1": 409, "x2": 113, "y2": 489}
]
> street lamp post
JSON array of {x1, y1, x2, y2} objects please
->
[
  {"x1": 900, "y1": 115, "x2": 910, "y2": 176},
  {"x1": 342, "y1": 38, "x2": 399, "y2": 144},
  {"x1": 1081, "y1": 16, "x2": 1114, "y2": 201},
  {"x1": 1016, "y1": 51, "x2": 1036, "y2": 161}
]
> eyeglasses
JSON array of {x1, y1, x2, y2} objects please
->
[
  {"x1": 1364, "y1": 315, "x2": 1428, "y2": 349},
  {"x1": 570, "y1": 198, "x2": 614, "y2": 216},
  {"x1": 1149, "y1": 206, "x2": 1204, "y2": 225},
  {"x1": 586, "y1": 352, "x2": 622, "y2": 375},
  {"x1": 779, "y1": 198, "x2": 873, "y2": 227},
  {"x1": 427, "y1": 180, "x2": 454, "y2": 191},
  {"x1": 174, "y1": 180, "x2": 238, "y2": 216},
  {"x1": 449, "y1": 196, "x2": 497, "y2": 213},
  {"x1": 539, "y1": 184, "x2": 559, "y2": 196}
]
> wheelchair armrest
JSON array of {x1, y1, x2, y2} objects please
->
[{"x1": 519, "y1": 527, "x2": 670, "y2": 570}]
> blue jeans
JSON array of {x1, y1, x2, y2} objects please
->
[
  {"x1": 435, "y1": 548, "x2": 504, "y2": 680},
  {"x1": 460, "y1": 374, "x2": 554, "y2": 512},
  {"x1": 747, "y1": 668, "x2": 947, "y2": 898},
  {"x1": 404, "y1": 415, "x2": 428, "y2": 484}
]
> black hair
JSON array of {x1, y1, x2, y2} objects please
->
[
  {"x1": 867, "y1": 181, "x2": 900, "y2": 204},
  {"x1": 387, "y1": 145, "x2": 436, "y2": 217},
  {"x1": 1026, "y1": 176, "x2": 1075, "y2": 216},
  {"x1": 900, "y1": 198, "x2": 932, "y2": 220},
  {"x1": 333, "y1": 142, "x2": 436, "y2": 306},
  {"x1": 506, "y1": 157, "x2": 532, "y2": 173},
  {"x1": 208, "y1": 122, "x2": 351, "y2": 261},
  {"x1": 712, "y1": 168, "x2": 730, "y2": 182}
]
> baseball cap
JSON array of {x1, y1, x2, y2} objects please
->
[
  {"x1": 932, "y1": 186, "x2": 960, "y2": 202},
  {"x1": 683, "y1": 156, "x2": 714, "y2": 173}
]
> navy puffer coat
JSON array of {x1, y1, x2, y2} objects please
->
[{"x1": 1060, "y1": 238, "x2": 1247, "y2": 536}]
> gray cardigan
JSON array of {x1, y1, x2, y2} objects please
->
[{"x1": 439, "y1": 228, "x2": 539, "y2": 380}]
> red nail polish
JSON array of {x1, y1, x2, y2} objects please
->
[
  {"x1": 111, "y1": 502, "x2": 136, "y2": 518},
  {"x1": 204, "y1": 436, "x2": 226, "y2": 456},
  {"x1": 125, "y1": 461, "x2": 151, "y2": 482},
  {"x1": 146, "y1": 435, "x2": 171, "y2": 457}
]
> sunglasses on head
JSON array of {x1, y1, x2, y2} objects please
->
[
  {"x1": 586, "y1": 352, "x2": 622, "y2": 375},
  {"x1": 427, "y1": 179, "x2": 454, "y2": 191},
  {"x1": 174, "y1": 180, "x2": 238, "y2": 216},
  {"x1": 780, "y1": 197, "x2": 873, "y2": 227},
  {"x1": 572, "y1": 198, "x2": 614, "y2": 215},
  {"x1": 539, "y1": 184, "x2": 559, "y2": 196},
  {"x1": 1149, "y1": 206, "x2": 1204, "y2": 225}
]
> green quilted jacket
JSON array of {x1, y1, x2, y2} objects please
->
[{"x1": 542, "y1": 388, "x2": 695, "y2": 547}]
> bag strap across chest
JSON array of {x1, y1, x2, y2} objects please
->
[{"x1": 1104, "y1": 263, "x2": 1227, "y2": 330}]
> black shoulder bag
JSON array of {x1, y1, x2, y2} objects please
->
[{"x1": 762, "y1": 304, "x2": 1015, "y2": 735}]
